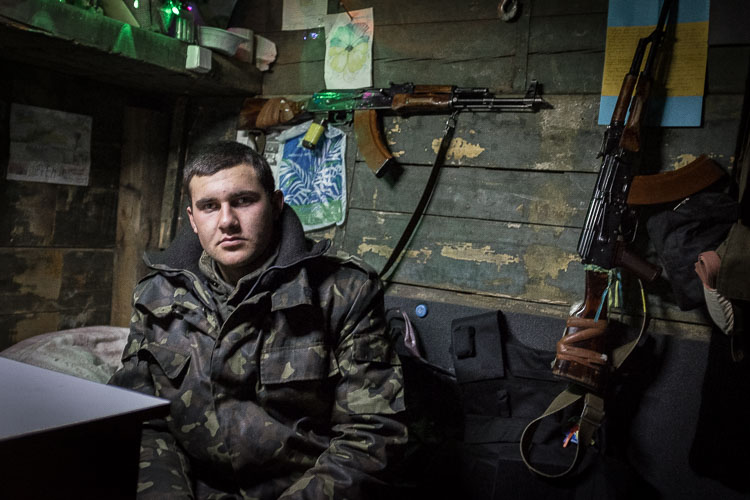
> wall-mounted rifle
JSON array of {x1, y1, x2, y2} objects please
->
[{"x1": 238, "y1": 81, "x2": 550, "y2": 177}]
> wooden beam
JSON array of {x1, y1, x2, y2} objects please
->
[
  {"x1": 111, "y1": 107, "x2": 169, "y2": 327},
  {"x1": 158, "y1": 97, "x2": 189, "y2": 249}
]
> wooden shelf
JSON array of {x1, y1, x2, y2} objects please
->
[{"x1": 0, "y1": 0, "x2": 262, "y2": 96}]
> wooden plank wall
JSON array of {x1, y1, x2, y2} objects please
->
[
  {"x1": 0, "y1": 60, "x2": 173, "y2": 349},
  {"x1": 232, "y1": 0, "x2": 749, "y2": 340},
  {"x1": 0, "y1": 63, "x2": 125, "y2": 349}
]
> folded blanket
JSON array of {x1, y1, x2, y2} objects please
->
[{"x1": 0, "y1": 326, "x2": 129, "y2": 384}]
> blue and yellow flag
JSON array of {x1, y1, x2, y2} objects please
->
[{"x1": 599, "y1": 0, "x2": 710, "y2": 126}]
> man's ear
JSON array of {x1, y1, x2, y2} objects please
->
[
  {"x1": 186, "y1": 205, "x2": 198, "y2": 234},
  {"x1": 272, "y1": 190, "x2": 284, "y2": 220}
]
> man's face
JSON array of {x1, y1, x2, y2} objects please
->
[{"x1": 187, "y1": 163, "x2": 283, "y2": 284}]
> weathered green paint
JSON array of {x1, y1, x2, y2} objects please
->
[
  {"x1": 528, "y1": 52, "x2": 606, "y2": 94},
  {"x1": 374, "y1": 20, "x2": 519, "y2": 62},
  {"x1": 342, "y1": 208, "x2": 583, "y2": 302},
  {"x1": 269, "y1": 18, "x2": 519, "y2": 67},
  {"x1": 0, "y1": 43, "x2": 164, "y2": 347},
  {"x1": 333, "y1": 0, "x2": 536, "y2": 26},
  {"x1": 349, "y1": 162, "x2": 592, "y2": 227},
  {"x1": 264, "y1": 56, "x2": 520, "y2": 96},
  {"x1": 59, "y1": 250, "x2": 114, "y2": 310},
  {"x1": 346, "y1": 94, "x2": 741, "y2": 171},
  {"x1": 529, "y1": 13, "x2": 606, "y2": 54},
  {"x1": 338, "y1": 208, "x2": 709, "y2": 325}
]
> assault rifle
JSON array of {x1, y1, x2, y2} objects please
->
[
  {"x1": 238, "y1": 81, "x2": 550, "y2": 177},
  {"x1": 550, "y1": 0, "x2": 724, "y2": 393}
]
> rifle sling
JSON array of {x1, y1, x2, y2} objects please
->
[
  {"x1": 627, "y1": 154, "x2": 725, "y2": 205},
  {"x1": 520, "y1": 286, "x2": 648, "y2": 479},
  {"x1": 379, "y1": 112, "x2": 459, "y2": 279},
  {"x1": 519, "y1": 387, "x2": 603, "y2": 479}
]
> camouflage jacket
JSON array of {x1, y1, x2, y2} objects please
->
[{"x1": 109, "y1": 207, "x2": 407, "y2": 499}]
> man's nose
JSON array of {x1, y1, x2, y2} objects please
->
[{"x1": 218, "y1": 204, "x2": 239, "y2": 230}]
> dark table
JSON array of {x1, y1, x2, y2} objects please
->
[{"x1": 0, "y1": 357, "x2": 169, "y2": 499}]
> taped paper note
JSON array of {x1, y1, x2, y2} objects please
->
[{"x1": 8, "y1": 104, "x2": 91, "y2": 186}]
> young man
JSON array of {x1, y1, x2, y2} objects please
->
[{"x1": 110, "y1": 141, "x2": 407, "y2": 499}]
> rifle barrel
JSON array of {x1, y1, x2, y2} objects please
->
[{"x1": 453, "y1": 96, "x2": 547, "y2": 111}]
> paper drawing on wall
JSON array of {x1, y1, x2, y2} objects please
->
[{"x1": 324, "y1": 8, "x2": 373, "y2": 88}]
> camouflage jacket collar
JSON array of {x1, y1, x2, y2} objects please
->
[{"x1": 143, "y1": 205, "x2": 331, "y2": 307}]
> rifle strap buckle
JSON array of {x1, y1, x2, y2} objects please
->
[
  {"x1": 578, "y1": 393, "x2": 605, "y2": 446},
  {"x1": 519, "y1": 385, "x2": 605, "y2": 479}
]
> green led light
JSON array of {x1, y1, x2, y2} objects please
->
[
  {"x1": 172, "y1": 6, "x2": 180, "y2": 14},
  {"x1": 134, "y1": 0, "x2": 139, "y2": 8}
]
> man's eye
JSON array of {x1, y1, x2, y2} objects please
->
[
  {"x1": 234, "y1": 196, "x2": 254, "y2": 206},
  {"x1": 199, "y1": 203, "x2": 218, "y2": 211}
]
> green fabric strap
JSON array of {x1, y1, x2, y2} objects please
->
[
  {"x1": 519, "y1": 387, "x2": 603, "y2": 479},
  {"x1": 519, "y1": 319, "x2": 644, "y2": 479}
]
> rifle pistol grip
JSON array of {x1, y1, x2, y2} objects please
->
[{"x1": 615, "y1": 243, "x2": 661, "y2": 282}]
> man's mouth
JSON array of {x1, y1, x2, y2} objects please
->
[{"x1": 219, "y1": 237, "x2": 245, "y2": 247}]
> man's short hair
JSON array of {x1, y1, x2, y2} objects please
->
[{"x1": 183, "y1": 141, "x2": 275, "y2": 202}]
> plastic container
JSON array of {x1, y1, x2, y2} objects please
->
[
  {"x1": 228, "y1": 27, "x2": 254, "y2": 63},
  {"x1": 198, "y1": 26, "x2": 245, "y2": 56}
]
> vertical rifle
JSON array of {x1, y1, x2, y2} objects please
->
[
  {"x1": 524, "y1": 0, "x2": 727, "y2": 478},
  {"x1": 551, "y1": 0, "x2": 675, "y2": 392}
]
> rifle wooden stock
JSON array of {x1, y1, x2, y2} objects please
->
[
  {"x1": 552, "y1": 270, "x2": 610, "y2": 392},
  {"x1": 353, "y1": 109, "x2": 396, "y2": 177},
  {"x1": 238, "y1": 97, "x2": 305, "y2": 129},
  {"x1": 238, "y1": 97, "x2": 268, "y2": 129}
]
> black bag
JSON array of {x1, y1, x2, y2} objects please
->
[
  {"x1": 646, "y1": 190, "x2": 738, "y2": 310},
  {"x1": 451, "y1": 311, "x2": 655, "y2": 500}
]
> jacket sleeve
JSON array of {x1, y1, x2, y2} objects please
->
[
  {"x1": 108, "y1": 300, "x2": 195, "y2": 499},
  {"x1": 278, "y1": 273, "x2": 408, "y2": 500}
]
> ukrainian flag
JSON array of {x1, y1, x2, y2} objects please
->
[{"x1": 598, "y1": 0, "x2": 710, "y2": 127}]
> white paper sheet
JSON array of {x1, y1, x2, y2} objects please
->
[
  {"x1": 324, "y1": 8, "x2": 373, "y2": 89},
  {"x1": 7, "y1": 104, "x2": 92, "y2": 186}
]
